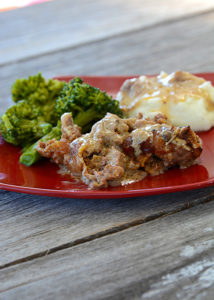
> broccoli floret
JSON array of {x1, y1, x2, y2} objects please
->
[
  {"x1": 0, "y1": 101, "x2": 52, "y2": 146},
  {"x1": 55, "y1": 77, "x2": 123, "y2": 132},
  {"x1": 11, "y1": 73, "x2": 65, "y2": 124},
  {"x1": 0, "y1": 73, "x2": 65, "y2": 146},
  {"x1": 20, "y1": 121, "x2": 62, "y2": 166},
  {"x1": 20, "y1": 78, "x2": 123, "y2": 166},
  {"x1": 1, "y1": 75, "x2": 123, "y2": 167}
]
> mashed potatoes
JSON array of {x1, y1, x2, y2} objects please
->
[{"x1": 117, "y1": 71, "x2": 214, "y2": 131}]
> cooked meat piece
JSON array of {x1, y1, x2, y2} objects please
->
[
  {"x1": 37, "y1": 139, "x2": 70, "y2": 164},
  {"x1": 61, "y1": 113, "x2": 82, "y2": 141},
  {"x1": 37, "y1": 113, "x2": 82, "y2": 164},
  {"x1": 37, "y1": 113, "x2": 202, "y2": 189}
]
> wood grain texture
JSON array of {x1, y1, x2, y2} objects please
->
[
  {"x1": 1, "y1": 187, "x2": 214, "y2": 267},
  {"x1": 1, "y1": 200, "x2": 214, "y2": 300},
  {"x1": 1, "y1": 0, "x2": 213, "y2": 65},
  {"x1": 1, "y1": 1, "x2": 214, "y2": 298},
  {"x1": 1, "y1": 10, "x2": 214, "y2": 114}
]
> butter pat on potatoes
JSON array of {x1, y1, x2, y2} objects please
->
[{"x1": 117, "y1": 71, "x2": 214, "y2": 131}]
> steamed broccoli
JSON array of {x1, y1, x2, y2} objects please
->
[
  {"x1": 20, "y1": 78, "x2": 123, "y2": 166},
  {"x1": 56, "y1": 77, "x2": 123, "y2": 132},
  {"x1": 0, "y1": 100, "x2": 52, "y2": 146},
  {"x1": 20, "y1": 122, "x2": 62, "y2": 166},
  {"x1": 1, "y1": 75, "x2": 123, "y2": 166},
  {"x1": 11, "y1": 72, "x2": 65, "y2": 124},
  {"x1": 0, "y1": 73, "x2": 65, "y2": 146}
]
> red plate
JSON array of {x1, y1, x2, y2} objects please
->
[{"x1": 0, "y1": 74, "x2": 214, "y2": 199}]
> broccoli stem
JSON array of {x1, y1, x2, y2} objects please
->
[
  {"x1": 74, "y1": 107, "x2": 100, "y2": 131},
  {"x1": 20, "y1": 143, "x2": 41, "y2": 166},
  {"x1": 20, "y1": 126, "x2": 61, "y2": 166}
]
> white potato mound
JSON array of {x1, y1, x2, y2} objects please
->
[{"x1": 117, "y1": 71, "x2": 214, "y2": 131}]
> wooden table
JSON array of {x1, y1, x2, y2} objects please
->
[{"x1": 1, "y1": 1, "x2": 214, "y2": 299}]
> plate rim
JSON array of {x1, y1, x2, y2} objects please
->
[{"x1": 0, "y1": 178, "x2": 214, "y2": 199}]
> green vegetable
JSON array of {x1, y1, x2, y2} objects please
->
[
  {"x1": 0, "y1": 100, "x2": 53, "y2": 146},
  {"x1": 0, "y1": 75, "x2": 123, "y2": 167},
  {"x1": 56, "y1": 77, "x2": 123, "y2": 132},
  {"x1": 11, "y1": 72, "x2": 65, "y2": 125},
  {"x1": 20, "y1": 122, "x2": 62, "y2": 166},
  {"x1": 0, "y1": 73, "x2": 64, "y2": 146}
]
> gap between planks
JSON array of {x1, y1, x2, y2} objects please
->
[
  {"x1": 1, "y1": 7, "x2": 214, "y2": 68},
  {"x1": 1, "y1": 191, "x2": 214, "y2": 271}
]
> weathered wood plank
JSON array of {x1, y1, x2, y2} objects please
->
[
  {"x1": 1, "y1": 1, "x2": 214, "y2": 297},
  {"x1": 1, "y1": 187, "x2": 214, "y2": 267},
  {"x1": 1, "y1": 0, "x2": 213, "y2": 66},
  {"x1": 0, "y1": 10, "x2": 214, "y2": 114},
  {"x1": 1, "y1": 200, "x2": 214, "y2": 300},
  {"x1": 1, "y1": 9, "x2": 214, "y2": 269}
]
